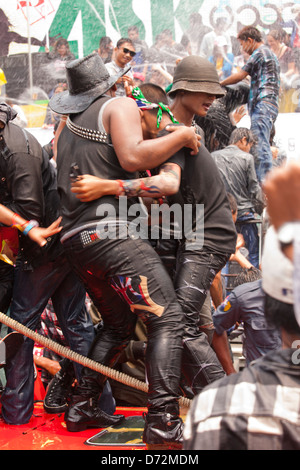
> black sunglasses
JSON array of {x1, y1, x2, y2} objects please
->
[{"x1": 122, "y1": 47, "x2": 136, "y2": 58}]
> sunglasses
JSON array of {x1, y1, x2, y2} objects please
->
[{"x1": 122, "y1": 47, "x2": 136, "y2": 58}]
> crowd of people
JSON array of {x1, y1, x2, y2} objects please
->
[{"x1": 0, "y1": 11, "x2": 299, "y2": 451}]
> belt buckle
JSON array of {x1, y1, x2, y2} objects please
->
[{"x1": 80, "y1": 229, "x2": 100, "y2": 247}]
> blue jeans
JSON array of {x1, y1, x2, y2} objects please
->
[
  {"x1": 237, "y1": 213, "x2": 260, "y2": 268},
  {"x1": 62, "y1": 227, "x2": 184, "y2": 413},
  {"x1": 1, "y1": 252, "x2": 95, "y2": 425},
  {"x1": 250, "y1": 101, "x2": 278, "y2": 183}
]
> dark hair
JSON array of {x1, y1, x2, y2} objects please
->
[
  {"x1": 264, "y1": 293, "x2": 300, "y2": 335},
  {"x1": 139, "y1": 83, "x2": 169, "y2": 105},
  {"x1": 116, "y1": 37, "x2": 134, "y2": 49},
  {"x1": 55, "y1": 38, "x2": 70, "y2": 49},
  {"x1": 237, "y1": 26, "x2": 262, "y2": 43},
  {"x1": 99, "y1": 36, "x2": 112, "y2": 49},
  {"x1": 229, "y1": 127, "x2": 257, "y2": 145},
  {"x1": 233, "y1": 267, "x2": 262, "y2": 288},
  {"x1": 128, "y1": 25, "x2": 139, "y2": 34}
]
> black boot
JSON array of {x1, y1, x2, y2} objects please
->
[
  {"x1": 143, "y1": 403, "x2": 183, "y2": 450},
  {"x1": 65, "y1": 374, "x2": 125, "y2": 432},
  {"x1": 66, "y1": 394, "x2": 125, "y2": 432},
  {"x1": 44, "y1": 359, "x2": 75, "y2": 414}
]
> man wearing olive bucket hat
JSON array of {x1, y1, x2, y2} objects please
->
[{"x1": 50, "y1": 52, "x2": 200, "y2": 449}]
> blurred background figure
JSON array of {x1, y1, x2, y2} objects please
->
[
  {"x1": 97, "y1": 36, "x2": 114, "y2": 64},
  {"x1": 208, "y1": 36, "x2": 235, "y2": 80}
]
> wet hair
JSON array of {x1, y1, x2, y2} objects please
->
[
  {"x1": 116, "y1": 37, "x2": 134, "y2": 49},
  {"x1": 233, "y1": 267, "x2": 262, "y2": 288},
  {"x1": 139, "y1": 83, "x2": 169, "y2": 106},
  {"x1": 229, "y1": 127, "x2": 257, "y2": 145},
  {"x1": 237, "y1": 26, "x2": 262, "y2": 43},
  {"x1": 264, "y1": 294, "x2": 300, "y2": 335}
]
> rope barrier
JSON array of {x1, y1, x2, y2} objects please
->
[{"x1": 0, "y1": 311, "x2": 191, "y2": 409}]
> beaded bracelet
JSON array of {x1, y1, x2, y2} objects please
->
[{"x1": 23, "y1": 220, "x2": 39, "y2": 236}]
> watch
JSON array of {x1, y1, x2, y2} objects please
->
[{"x1": 277, "y1": 222, "x2": 299, "y2": 247}]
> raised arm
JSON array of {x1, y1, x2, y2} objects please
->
[{"x1": 104, "y1": 97, "x2": 200, "y2": 172}]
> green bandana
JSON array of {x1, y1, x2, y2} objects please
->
[{"x1": 131, "y1": 86, "x2": 178, "y2": 128}]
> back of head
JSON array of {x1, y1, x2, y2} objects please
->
[
  {"x1": 229, "y1": 127, "x2": 256, "y2": 146},
  {"x1": 237, "y1": 26, "x2": 262, "y2": 43},
  {"x1": 139, "y1": 83, "x2": 169, "y2": 105},
  {"x1": 233, "y1": 267, "x2": 262, "y2": 288}
]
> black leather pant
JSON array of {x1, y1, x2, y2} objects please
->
[
  {"x1": 63, "y1": 226, "x2": 184, "y2": 413},
  {"x1": 174, "y1": 246, "x2": 230, "y2": 394}
]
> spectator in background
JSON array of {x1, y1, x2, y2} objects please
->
[
  {"x1": 106, "y1": 38, "x2": 135, "y2": 96},
  {"x1": 200, "y1": 17, "x2": 232, "y2": 59},
  {"x1": 127, "y1": 25, "x2": 148, "y2": 74},
  {"x1": 184, "y1": 12, "x2": 212, "y2": 56},
  {"x1": 212, "y1": 127, "x2": 264, "y2": 268},
  {"x1": 48, "y1": 38, "x2": 75, "y2": 62},
  {"x1": 97, "y1": 36, "x2": 113, "y2": 64},
  {"x1": 208, "y1": 36, "x2": 235, "y2": 81},
  {"x1": 221, "y1": 26, "x2": 280, "y2": 183}
]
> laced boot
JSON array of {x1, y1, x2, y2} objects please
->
[
  {"x1": 44, "y1": 359, "x2": 75, "y2": 414},
  {"x1": 143, "y1": 403, "x2": 183, "y2": 450},
  {"x1": 65, "y1": 375, "x2": 125, "y2": 432}
]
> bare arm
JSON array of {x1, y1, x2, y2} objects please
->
[
  {"x1": 0, "y1": 204, "x2": 62, "y2": 247},
  {"x1": 220, "y1": 70, "x2": 248, "y2": 87},
  {"x1": 104, "y1": 97, "x2": 200, "y2": 172},
  {"x1": 71, "y1": 162, "x2": 181, "y2": 202}
]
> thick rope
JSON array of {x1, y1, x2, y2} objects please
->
[{"x1": 0, "y1": 312, "x2": 191, "y2": 409}]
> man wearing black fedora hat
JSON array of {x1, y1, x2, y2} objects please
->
[{"x1": 50, "y1": 52, "x2": 200, "y2": 448}]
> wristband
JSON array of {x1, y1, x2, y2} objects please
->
[
  {"x1": 11, "y1": 212, "x2": 28, "y2": 232},
  {"x1": 116, "y1": 179, "x2": 125, "y2": 197},
  {"x1": 23, "y1": 220, "x2": 39, "y2": 236}
]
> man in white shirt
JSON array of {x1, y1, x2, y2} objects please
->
[{"x1": 106, "y1": 38, "x2": 135, "y2": 96}]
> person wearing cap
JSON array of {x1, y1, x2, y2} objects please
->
[
  {"x1": 0, "y1": 102, "x2": 96, "y2": 427},
  {"x1": 70, "y1": 83, "x2": 238, "y2": 383},
  {"x1": 220, "y1": 26, "x2": 280, "y2": 183},
  {"x1": 49, "y1": 52, "x2": 200, "y2": 448},
  {"x1": 183, "y1": 225, "x2": 300, "y2": 450},
  {"x1": 167, "y1": 55, "x2": 240, "y2": 366}
]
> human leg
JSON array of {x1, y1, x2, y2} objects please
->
[
  {"x1": 174, "y1": 248, "x2": 230, "y2": 394},
  {"x1": 63, "y1": 230, "x2": 184, "y2": 445},
  {"x1": 236, "y1": 214, "x2": 260, "y2": 268},
  {"x1": 250, "y1": 101, "x2": 278, "y2": 183},
  {"x1": 1, "y1": 254, "x2": 94, "y2": 425}
]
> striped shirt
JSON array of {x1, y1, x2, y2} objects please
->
[
  {"x1": 243, "y1": 44, "x2": 280, "y2": 115},
  {"x1": 183, "y1": 349, "x2": 300, "y2": 450}
]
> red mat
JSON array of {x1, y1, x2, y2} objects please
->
[{"x1": 0, "y1": 402, "x2": 147, "y2": 450}]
